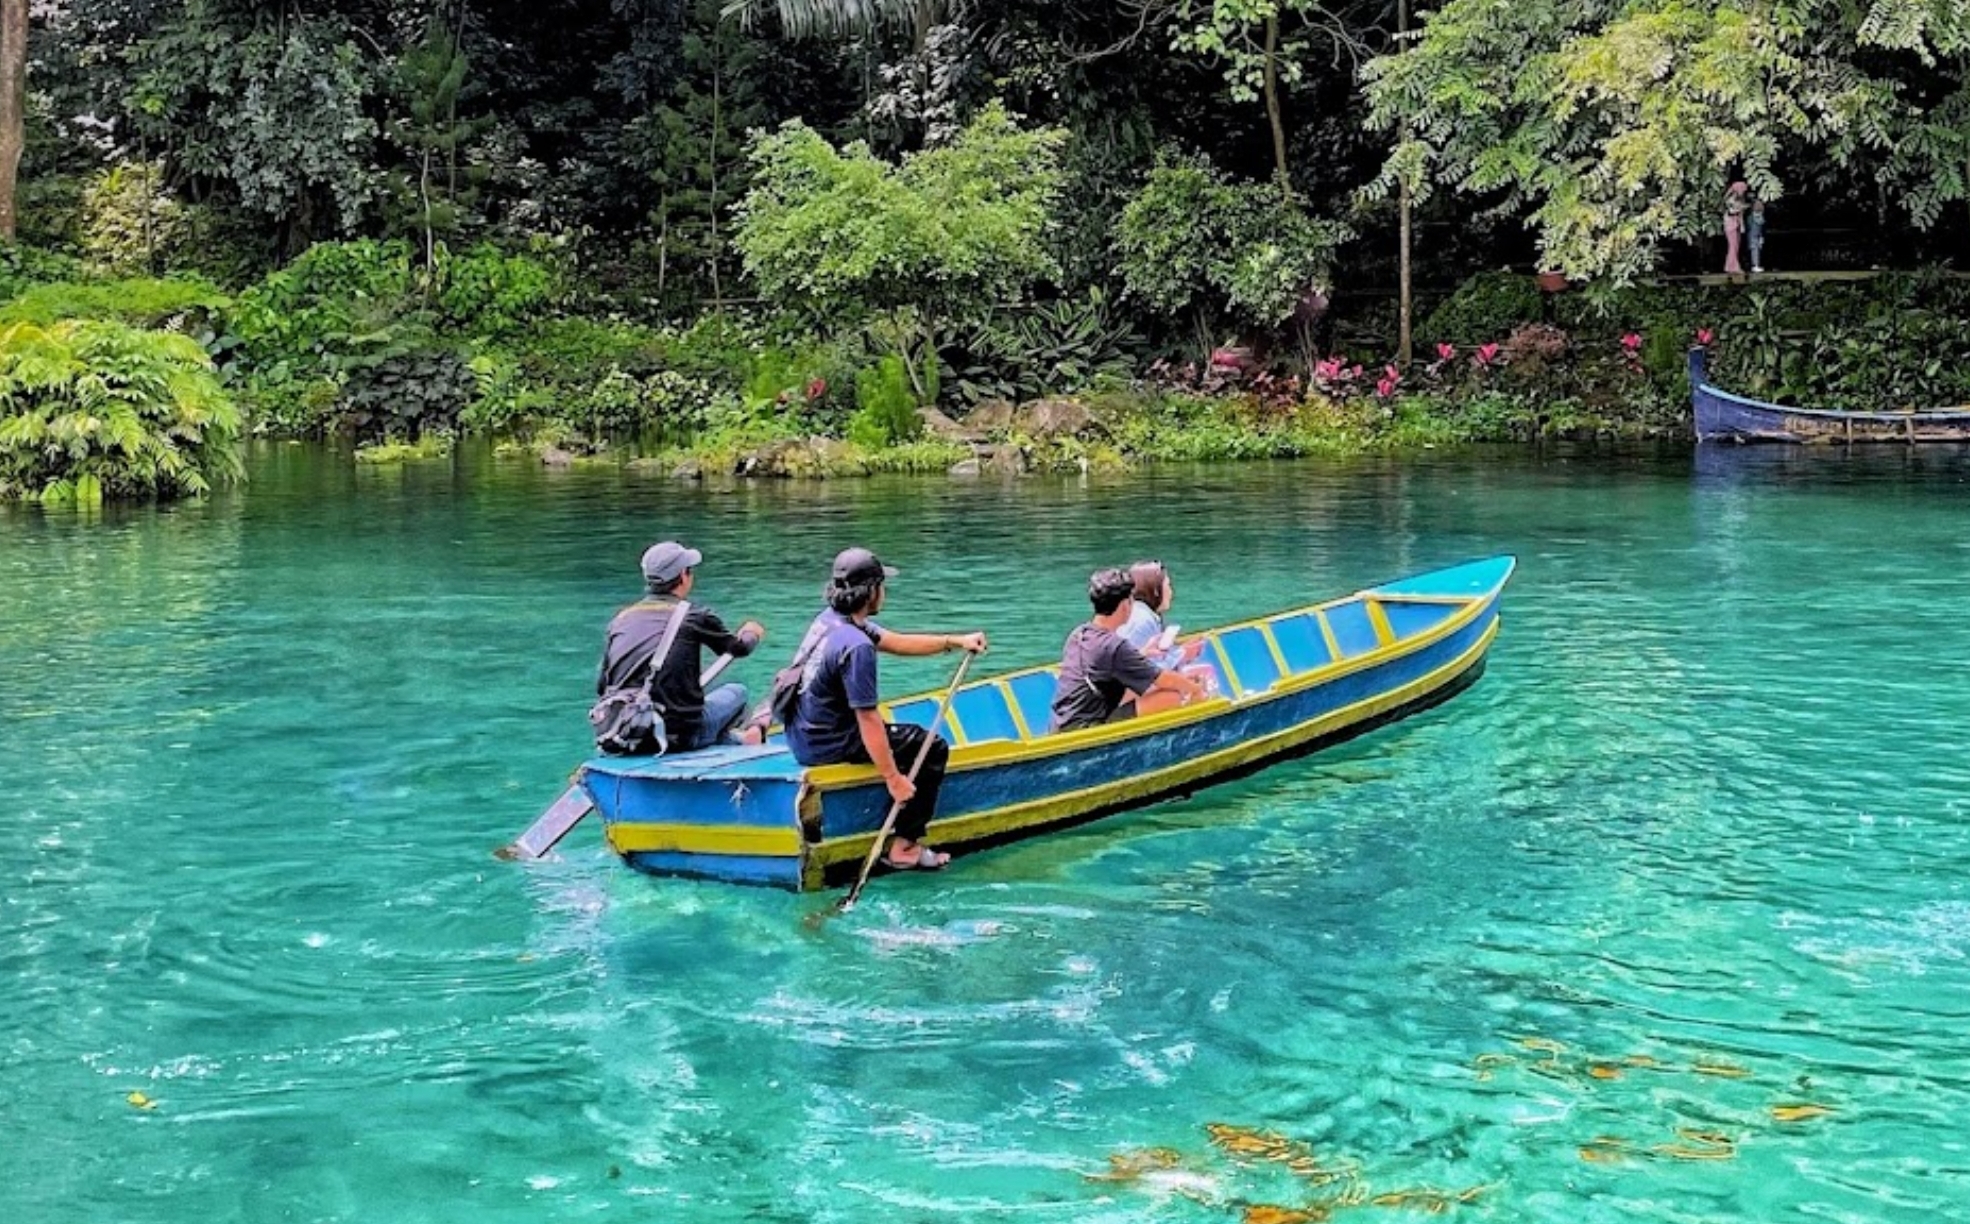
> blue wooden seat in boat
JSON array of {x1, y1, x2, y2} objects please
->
[
  {"x1": 1215, "y1": 625, "x2": 1281, "y2": 695},
  {"x1": 1005, "y1": 670, "x2": 1057, "y2": 739},
  {"x1": 949, "y1": 683, "x2": 1021, "y2": 745},
  {"x1": 1267, "y1": 613, "x2": 1331, "y2": 673},
  {"x1": 1324, "y1": 600, "x2": 1381, "y2": 657}
]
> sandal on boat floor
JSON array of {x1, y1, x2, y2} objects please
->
[{"x1": 885, "y1": 845, "x2": 951, "y2": 871}]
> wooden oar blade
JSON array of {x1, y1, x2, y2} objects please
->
[{"x1": 497, "y1": 784, "x2": 593, "y2": 861}]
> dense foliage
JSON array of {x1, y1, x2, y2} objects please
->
[
  {"x1": 1366, "y1": 0, "x2": 1970, "y2": 280},
  {"x1": 0, "y1": 0, "x2": 1965, "y2": 488},
  {"x1": 0, "y1": 319, "x2": 242, "y2": 501}
]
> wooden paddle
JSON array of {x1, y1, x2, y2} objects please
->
[
  {"x1": 496, "y1": 653, "x2": 736, "y2": 861},
  {"x1": 837, "y1": 648, "x2": 977, "y2": 913}
]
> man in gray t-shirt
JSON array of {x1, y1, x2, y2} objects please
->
[{"x1": 1049, "y1": 568, "x2": 1210, "y2": 733}]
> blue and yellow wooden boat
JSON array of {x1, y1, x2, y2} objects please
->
[{"x1": 578, "y1": 556, "x2": 1516, "y2": 890}]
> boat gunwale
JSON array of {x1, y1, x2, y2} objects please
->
[
  {"x1": 799, "y1": 558, "x2": 1514, "y2": 787},
  {"x1": 800, "y1": 614, "x2": 1505, "y2": 878}
]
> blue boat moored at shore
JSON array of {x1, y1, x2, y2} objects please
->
[
  {"x1": 1691, "y1": 347, "x2": 1970, "y2": 444},
  {"x1": 577, "y1": 556, "x2": 1516, "y2": 890}
]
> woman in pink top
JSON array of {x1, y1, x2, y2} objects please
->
[{"x1": 1722, "y1": 181, "x2": 1749, "y2": 275}]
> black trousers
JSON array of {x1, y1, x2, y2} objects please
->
[{"x1": 844, "y1": 723, "x2": 948, "y2": 843}]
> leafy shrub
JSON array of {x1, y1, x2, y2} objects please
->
[
  {"x1": 0, "y1": 244, "x2": 87, "y2": 300},
  {"x1": 1422, "y1": 272, "x2": 1543, "y2": 345},
  {"x1": 659, "y1": 312, "x2": 764, "y2": 386},
  {"x1": 0, "y1": 320, "x2": 242, "y2": 501},
  {"x1": 848, "y1": 355, "x2": 921, "y2": 447},
  {"x1": 229, "y1": 240, "x2": 420, "y2": 381},
  {"x1": 520, "y1": 316, "x2": 670, "y2": 377},
  {"x1": 17, "y1": 177, "x2": 86, "y2": 255},
  {"x1": 1499, "y1": 323, "x2": 1569, "y2": 372},
  {"x1": 0, "y1": 276, "x2": 229, "y2": 329},
  {"x1": 462, "y1": 349, "x2": 556, "y2": 433},
  {"x1": 431, "y1": 244, "x2": 560, "y2": 336},
  {"x1": 80, "y1": 161, "x2": 196, "y2": 275},
  {"x1": 567, "y1": 367, "x2": 720, "y2": 442},
  {"x1": 337, "y1": 348, "x2": 475, "y2": 444},
  {"x1": 951, "y1": 287, "x2": 1143, "y2": 405},
  {"x1": 733, "y1": 337, "x2": 860, "y2": 437}
]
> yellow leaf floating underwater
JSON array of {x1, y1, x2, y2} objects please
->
[
  {"x1": 1243, "y1": 1205, "x2": 1326, "y2": 1224},
  {"x1": 125, "y1": 1091, "x2": 156, "y2": 1110},
  {"x1": 1771, "y1": 1104, "x2": 1835, "y2": 1123},
  {"x1": 1578, "y1": 1137, "x2": 1629, "y2": 1164},
  {"x1": 1587, "y1": 1064, "x2": 1623, "y2": 1081},
  {"x1": 1369, "y1": 1186, "x2": 1489, "y2": 1213},
  {"x1": 1651, "y1": 1128, "x2": 1738, "y2": 1162},
  {"x1": 1207, "y1": 1123, "x2": 1293, "y2": 1158},
  {"x1": 1515, "y1": 1036, "x2": 1567, "y2": 1056},
  {"x1": 1692, "y1": 1061, "x2": 1751, "y2": 1079}
]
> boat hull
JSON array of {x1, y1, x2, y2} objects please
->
[
  {"x1": 1691, "y1": 348, "x2": 1970, "y2": 444},
  {"x1": 580, "y1": 557, "x2": 1515, "y2": 891}
]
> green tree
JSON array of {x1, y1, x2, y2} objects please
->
[
  {"x1": 1364, "y1": 0, "x2": 1970, "y2": 281},
  {"x1": 1115, "y1": 152, "x2": 1347, "y2": 352},
  {"x1": 733, "y1": 101, "x2": 1064, "y2": 398},
  {"x1": 1172, "y1": 0, "x2": 1381, "y2": 187},
  {"x1": 640, "y1": 0, "x2": 777, "y2": 304},
  {"x1": 125, "y1": 7, "x2": 380, "y2": 251},
  {"x1": 386, "y1": 20, "x2": 490, "y2": 278}
]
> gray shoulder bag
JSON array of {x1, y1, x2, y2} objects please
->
[{"x1": 589, "y1": 601, "x2": 691, "y2": 755}]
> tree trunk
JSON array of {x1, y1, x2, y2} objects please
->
[
  {"x1": 708, "y1": 52, "x2": 722, "y2": 306},
  {"x1": 1399, "y1": 181, "x2": 1413, "y2": 367},
  {"x1": 0, "y1": 0, "x2": 27, "y2": 241},
  {"x1": 1396, "y1": 0, "x2": 1412, "y2": 367},
  {"x1": 1263, "y1": 14, "x2": 1288, "y2": 188}
]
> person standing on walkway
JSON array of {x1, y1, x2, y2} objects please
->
[
  {"x1": 1746, "y1": 195, "x2": 1767, "y2": 274},
  {"x1": 595, "y1": 541, "x2": 765, "y2": 753},
  {"x1": 1723, "y1": 181, "x2": 1749, "y2": 275},
  {"x1": 782, "y1": 548, "x2": 987, "y2": 871}
]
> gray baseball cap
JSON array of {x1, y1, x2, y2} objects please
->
[{"x1": 641, "y1": 540, "x2": 702, "y2": 583}]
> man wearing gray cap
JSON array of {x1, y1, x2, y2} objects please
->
[
  {"x1": 780, "y1": 547, "x2": 986, "y2": 871},
  {"x1": 595, "y1": 541, "x2": 765, "y2": 754}
]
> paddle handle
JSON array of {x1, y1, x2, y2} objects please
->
[
  {"x1": 700, "y1": 652, "x2": 736, "y2": 687},
  {"x1": 840, "y1": 648, "x2": 977, "y2": 910}
]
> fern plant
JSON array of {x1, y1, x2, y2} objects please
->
[{"x1": 0, "y1": 320, "x2": 244, "y2": 502}]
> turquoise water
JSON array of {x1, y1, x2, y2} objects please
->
[{"x1": 6, "y1": 444, "x2": 1970, "y2": 1223}]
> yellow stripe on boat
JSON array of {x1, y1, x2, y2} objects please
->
[{"x1": 606, "y1": 821, "x2": 803, "y2": 857}]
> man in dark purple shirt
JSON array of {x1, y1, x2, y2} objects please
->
[
  {"x1": 1049, "y1": 568, "x2": 1209, "y2": 732},
  {"x1": 784, "y1": 548, "x2": 986, "y2": 871}
]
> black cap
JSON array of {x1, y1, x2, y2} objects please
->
[{"x1": 831, "y1": 547, "x2": 898, "y2": 586}]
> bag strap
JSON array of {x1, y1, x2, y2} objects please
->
[
  {"x1": 638, "y1": 600, "x2": 692, "y2": 699},
  {"x1": 777, "y1": 614, "x2": 832, "y2": 699}
]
